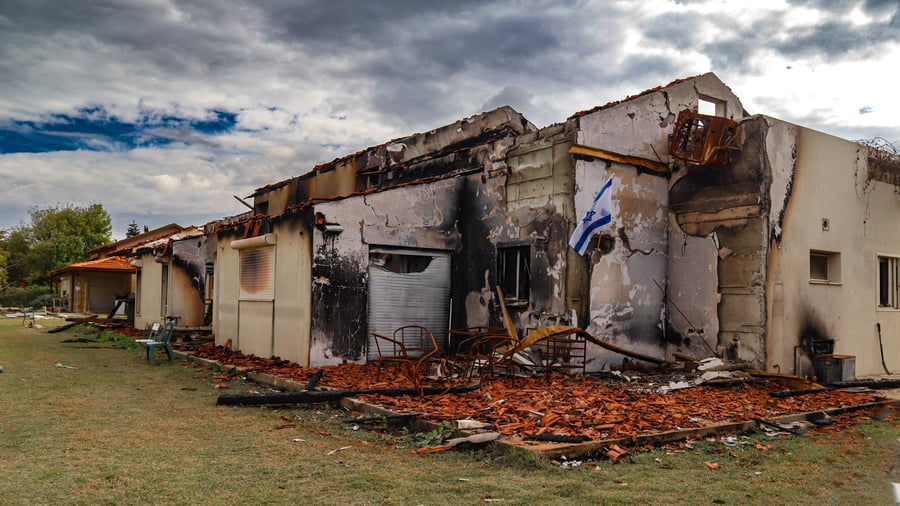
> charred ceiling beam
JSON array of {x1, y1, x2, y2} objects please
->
[{"x1": 568, "y1": 144, "x2": 670, "y2": 175}]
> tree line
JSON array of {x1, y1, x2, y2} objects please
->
[{"x1": 0, "y1": 204, "x2": 113, "y2": 298}]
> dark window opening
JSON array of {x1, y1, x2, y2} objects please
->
[
  {"x1": 878, "y1": 255, "x2": 898, "y2": 309},
  {"x1": 160, "y1": 265, "x2": 169, "y2": 317},
  {"x1": 809, "y1": 250, "x2": 840, "y2": 283},
  {"x1": 498, "y1": 246, "x2": 530, "y2": 303},
  {"x1": 810, "y1": 253, "x2": 829, "y2": 281},
  {"x1": 370, "y1": 252, "x2": 432, "y2": 274}
]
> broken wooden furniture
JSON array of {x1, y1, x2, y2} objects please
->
[
  {"x1": 217, "y1": 385, "x2": 480, "y2": 406},
  {"x1": 135, "y1": 320, "x2": 176, "y2": 365},
  {"x1": 371, "y1": 325, "x2": 442, "y2": 393}
]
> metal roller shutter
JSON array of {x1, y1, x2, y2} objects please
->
[{"x1": 367, "y1": 248, "x2": 450, "y2": 361}]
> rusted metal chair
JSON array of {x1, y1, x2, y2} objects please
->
[
  {"x1": 448, "y1": 327, "x2": 506, "y2": 356},
  {"x1": 537, "y1": 332, "x2": 587, "y2": 376},
  {"x1": 449, "y1": 327, "x2": 517, "y2": 379},
  {"x1": 371, "y1": 325, "x2": 442, "y2": 393}
]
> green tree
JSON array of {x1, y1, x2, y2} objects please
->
[
  {"x1": 0, "y1": 231, "x2": 8, "y2": 289},
  {"x1": 0, "y1": 228, "x2": 30, "y2": 288},
  {"x1": 0, "y1": 204, "x2": 112, "y2": 285},
  {"x1": 125, "y1": 220, "x2": 142, "y2": 238}
]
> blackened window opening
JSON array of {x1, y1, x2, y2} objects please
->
[
  {"x1": 498, "y1": 246, "x2": 530, "y2": 302},
  {"x1": 370, "y1": 252, "x2": 433, "y2": 274}
]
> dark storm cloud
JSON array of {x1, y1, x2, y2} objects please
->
[
  {"x1": 481, "y1": 86, "x2": 536, "y2": 114},
  {"x1": 775, "y1": 20, "x2": 900, "y2": 60},
  {"x1": 696, "y1": 1, "x2": 900, "y2": 72},
  {"x1": 0, "y1": 0, "x2": 247, "y2": 73},
  {"x1": 0, "y1": 0, "x2": 896, "y2": 236},
  {"x1": 639, "y1": 11, "x2": 707, "y2": 51}
]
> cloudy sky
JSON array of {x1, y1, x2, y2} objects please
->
[{"x1": 1, "y1": 0, "x2": 897, "y2": 239}]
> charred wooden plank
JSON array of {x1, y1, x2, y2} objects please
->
[
  {"x1": 305, "y1": 369, "x2": 324, "y2": 390},
  {"x1": 343, "y1": 413, "x2": 420, "y2": 424},
  {"x1": 217, "y1": 385, "x2": 479, "y2": 406},
  {"x1": 523, "y1": 433, "x2": 588, "y2": 444},
  {"x1": 827, "y1": 379, "x2": 900, "y2": 389},
  {"x1": 769, "y1": 388, "x2": 827, "y2": 398},
  {"x1": 48, "y1": 320, "x2": 91, "y2": 333}
]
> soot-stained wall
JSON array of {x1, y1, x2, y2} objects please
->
[
  {"x1": 573, "y1": 73, "x2": 745, "y2": 367},
  {"x1": 309, "y1": 178, "x2": 463, "y2": 366},
  {"x1": 310, "y1": 127, "x2": 577, "y2": 364},
  {"x1": 454, "y1": 123, "x2": 577, "y2": 334}
]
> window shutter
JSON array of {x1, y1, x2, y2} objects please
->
[{"x1": 240, "y1": 246, "x2": 275, "y2": 301}]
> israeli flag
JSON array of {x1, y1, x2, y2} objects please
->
[{"x1": 569, "y1": 176, "x2": 613, "y2": 255}]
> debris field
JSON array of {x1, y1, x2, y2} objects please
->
[{"x1": 186, "y1": 344, "x2": 883, "y2": 441}]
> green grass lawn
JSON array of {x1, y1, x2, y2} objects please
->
[{"x1": 1, "y1": 317, "x2": 898, "y2": 505}]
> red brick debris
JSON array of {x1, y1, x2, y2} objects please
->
[{"x1": 185, "y1": 344, "x2": 882, "y2": 440}]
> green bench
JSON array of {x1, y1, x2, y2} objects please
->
[{"x1": 135, "y1": 320, "x2": 176, "y2": 365}]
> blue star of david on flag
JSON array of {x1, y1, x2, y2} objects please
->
[{"x1": 568, "y1": 176, "x2": 613, "y2": 255}]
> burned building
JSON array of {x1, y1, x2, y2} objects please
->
[
  {"x1": 211, "y1": 73, "x2": 900, "y2": 377},
  {"x1": 129, "y1": 226, "x2": 216, "y2": 330},
  {"x1": 49, "y1": 223, "x2": 185, "y2": 316}
]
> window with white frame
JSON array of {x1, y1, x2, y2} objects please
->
[
  {"x1": 810, "y1": 250, "x2": 841, "y2": 284},
  {"x1": 878, "y1": 255, "x2": 899, "y2": 309}
]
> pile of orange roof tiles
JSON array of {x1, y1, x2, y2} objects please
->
[
  {"x1": 360, "y1": 379, "x2": 877, "y2": 440},
  {"x1": 187, "y1": 344, "x2": 882, "y2": 440}
]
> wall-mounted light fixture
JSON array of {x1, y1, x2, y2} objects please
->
[
  {"x1": 822, "y1": 218, "x2": 830, "y2": 231},
  {"x1": 315, "y1": 212, "x2": 343, "y2": 236}
]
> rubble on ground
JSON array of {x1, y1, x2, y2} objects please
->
[{"x1": 185, "y1": 343, "x2": 886, "y2": 442}]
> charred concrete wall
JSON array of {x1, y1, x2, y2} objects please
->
[
  {"x1": 309, "y1": 177, "x2": 463, "y2": 366},
  {"x1": 574, "y1": 159, "x2": 669, "y2": 367},
  {"x1": 573, "y1": 73, "x2": 744, "y2": 367},
  {"x1": 458, "y1": 122, "x2": 577, "y2": 333},
  {"x1": 308, "y1": 123, "x2": 577, "y2": 364},
  {"x1": 251, "y1": 106, "x2": 534, "y2": 215},
  {"x1": 133, "y1": 231, "x2": 215, "y2": 329},
  {"x1": 668, "y1": 117, "x2": 773, "y2": 365},
  {"x1": 168, "y1": 235, "x2": 212, "y2": 327},
  {"x1": 668, "y1": 113, "x2": 900, "y2": 376}
]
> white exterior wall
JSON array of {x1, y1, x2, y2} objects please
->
[
  {"x1": 767, "y1": 123, "x2": 900, "y2": 376},
  {"x1": 134, "y1": 254, "x2": 164, "y2": 330},
  {"x1": 214, "y1": 220, "x2": 312, "y2": 365},
  {"x1": 214, "y1": 240, "x2": 239, "y2": 350}
]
